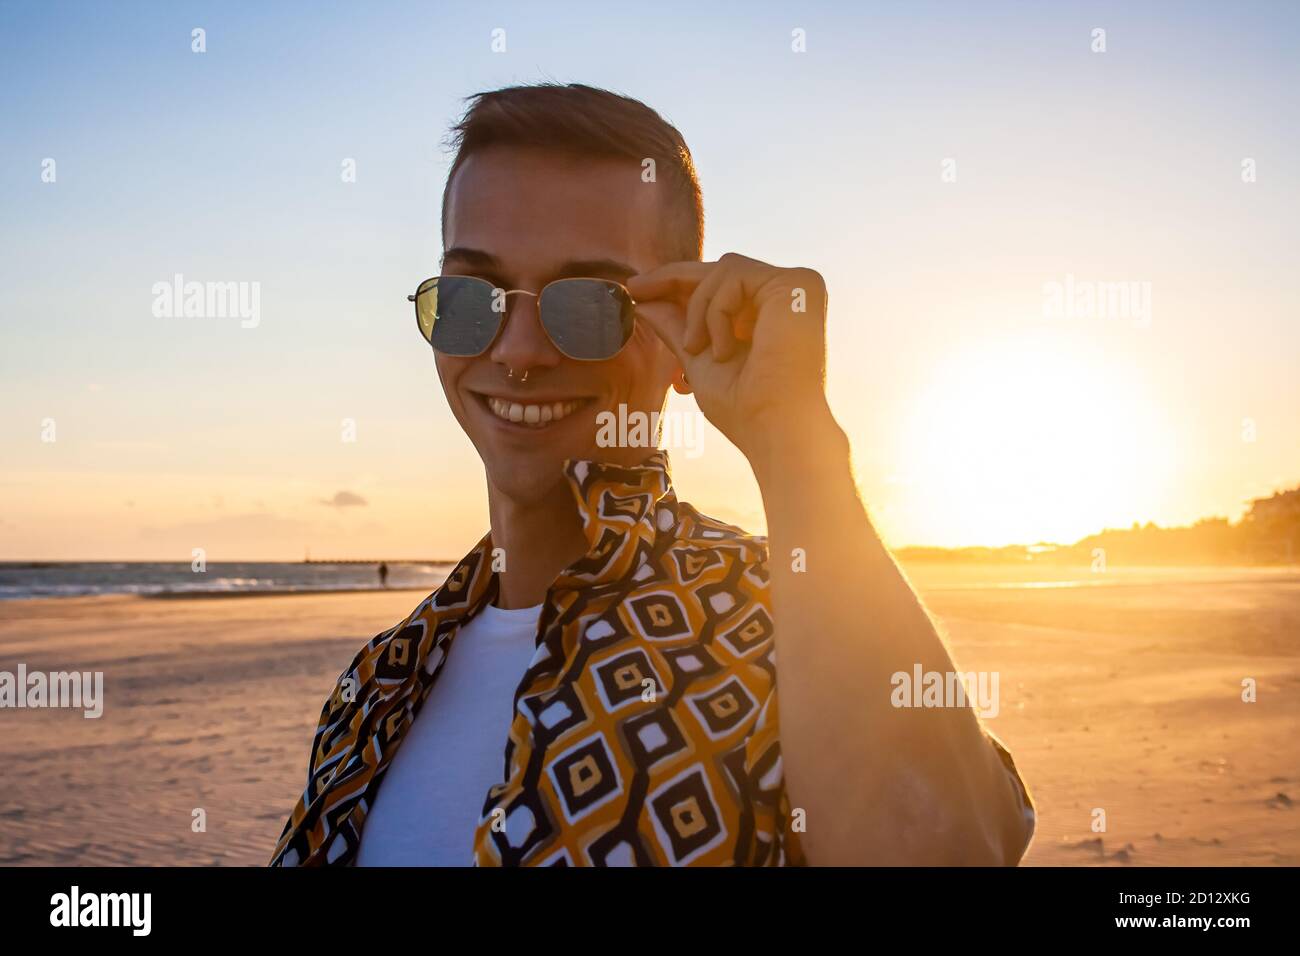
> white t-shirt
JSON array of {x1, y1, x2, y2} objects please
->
[{"x1": 353, "y1": 602, "x2": 542, "y2": 866}]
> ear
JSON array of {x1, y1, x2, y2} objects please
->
[{"x1": 670, "y1": 366, "x2": 692, "y2": 395}]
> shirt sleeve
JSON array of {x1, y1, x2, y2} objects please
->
[
  {"x1": 746, "y1": 679, "x2": 1034, "y2": 867},
  {"x1": 774, "y1": 780, "x2": 807, "y2": 866},
  {"x1": 764, "y1": 728, "x2": 1035, "y2": 867},
  {"x1": 739, "y1": 678, "x2": 808, "y2": 866},
  {"x1": 984, "y1": 727, "x2": 1036, "y2": 863}
]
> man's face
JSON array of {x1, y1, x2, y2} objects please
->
[{"x1": 438, "y1": 146, "x2": 683, "y2": 505}]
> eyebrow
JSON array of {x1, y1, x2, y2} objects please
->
[{"x1": 441, "y1": 247, "x2": 637, "y2": 283}]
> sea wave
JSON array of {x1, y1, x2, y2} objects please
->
[{"x1": 0, "y1": 562, "x2": 454, "y2": 601}]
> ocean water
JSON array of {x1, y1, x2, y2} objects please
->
[{"x1": 0, "y1": 562, "x2": 454, "y2": 600}]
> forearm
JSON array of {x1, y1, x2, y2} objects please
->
[{"x1": 749, "y1": 408, "x2": 1028, "y2": 864}]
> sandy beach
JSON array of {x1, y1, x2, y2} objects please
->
[{"x1": 1, "y1": 565, "x2": 1296, "y2": 866}]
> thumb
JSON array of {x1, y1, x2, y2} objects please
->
[{"x1": 634, "y1": 301, "x2": 689, "y2": 365}]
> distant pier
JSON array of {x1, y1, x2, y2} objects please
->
[{"x1": 301, "y1": 558, "x2": 457, "y2": 565}]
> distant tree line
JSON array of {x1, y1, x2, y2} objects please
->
[{"x1": 897, "y1": 485, "x2": 1300, "y2": 565}]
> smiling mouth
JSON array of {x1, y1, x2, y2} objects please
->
[{"x1": 476, "y1": 393, "x2": 592, "y2": 429}]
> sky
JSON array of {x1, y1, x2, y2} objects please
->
[{"x1": 1, "y1": 0, "x2": 1297, "y2": 560}]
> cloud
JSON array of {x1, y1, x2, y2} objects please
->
[{"x1": 320, "y1": 490, "x2": 368, "y2": 508}]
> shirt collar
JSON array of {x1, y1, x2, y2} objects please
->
[
  {"x1": 551, "y1": 450, "x2": 677, "y2": 589},
  {"x1": 414, "y1": 450, "x2": 677, "y2": 631}
]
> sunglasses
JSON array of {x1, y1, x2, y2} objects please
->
[{"x1": 408, "y1": 275, "x2": 637, "y2": 361}]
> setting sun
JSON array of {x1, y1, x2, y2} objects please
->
[{"x1": 894, "y1": 329, "x2": 1179, "y2": 547}]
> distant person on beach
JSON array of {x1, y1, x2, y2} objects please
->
[
  {"x1": 271, "y1": 84, "x2": 1034, "y2": 868},
  {"x1": 377, "y1": 562, "x2": 388, "y2": 589}
]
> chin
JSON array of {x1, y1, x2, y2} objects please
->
[{"x1": 483, "y1": 452, "x2": 581, "y2": 505}]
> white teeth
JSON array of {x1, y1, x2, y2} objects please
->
[{"x1": 485, "y1": 396, "x2": 583, "y2": 427}]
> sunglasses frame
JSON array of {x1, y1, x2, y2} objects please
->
[{"x1": 407, "y1": 275, "x2": 638, "y2": 361}]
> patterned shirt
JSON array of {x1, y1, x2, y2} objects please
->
[{"x1": 270, "y1": 451, "x2": 1033, "y2": 866}]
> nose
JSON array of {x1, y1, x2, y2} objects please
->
[{"x1": 487, "y1": 290, "x2": 562, "y2": 377}]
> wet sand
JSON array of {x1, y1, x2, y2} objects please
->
[{"x1": 1, "y1": 565, "x2": 1296, "y2": 866}]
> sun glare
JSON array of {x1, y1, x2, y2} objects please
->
[{"x1": 893, "y1": 330, "x2": 1177, "y2": 548}]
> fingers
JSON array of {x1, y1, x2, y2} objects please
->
[
  {"x1": 704, "y1": 274, "x2": 751, "y2": 361},
  {"x1": 626, "y1": 261, "x2": 714, "y2": 303},
  {"x1": 684, "y1": 265, "x2": 746, "y2": 359},
  {"x1": 684, "y1": 264, "x2": 729, "y2": 356},
  {"x1": 632, "y1": 254, "x2": 784, "y2": 362},
  {"x1": 691, "y1": 254, "x2": 771, "y2": 360}
]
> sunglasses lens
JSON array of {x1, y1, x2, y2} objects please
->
[
  {"x1": 415, "y1": 277, "x2": 501, "y2": 356},
  {"x1": 538, "y1": 279, "x2": 635, "y2": 360}
]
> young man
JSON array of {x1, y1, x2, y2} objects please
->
[{"x1": 270, "y1": 83, "x2": 1035, "y2": 867}]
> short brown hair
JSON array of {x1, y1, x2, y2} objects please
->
[{"x1": 441, "y1": 83, "x2": 703, "y2": 261}]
